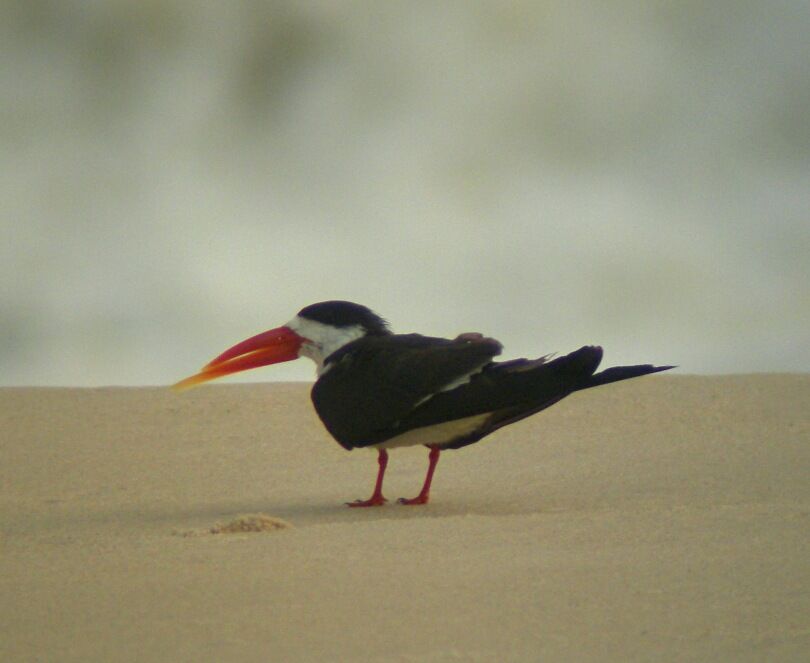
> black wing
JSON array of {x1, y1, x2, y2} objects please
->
[
  {"x1": 396, "y1": 345, "x2": 604, "y2": 448},
  {"x1": 398, "y1": 347, "x2": 672, "y2": 450},
  {"x1": 310, "y1": 333, "x2": 503, "y2": 449}
]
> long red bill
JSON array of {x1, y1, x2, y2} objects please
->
[{"x1": 172, "y1": 326, "x2": 303, "y2": 391}]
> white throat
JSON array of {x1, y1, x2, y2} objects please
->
[{"x1": 286, "y1": 315, "x2": 367, "y2": 375}]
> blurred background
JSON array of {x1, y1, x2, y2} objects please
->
[{"x1": 2, "y1": 1, "x2": 808, "y2": 386}]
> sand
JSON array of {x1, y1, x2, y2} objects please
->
[{"x1": 1, "y1": 375, "x2": 809, "y2": 662}]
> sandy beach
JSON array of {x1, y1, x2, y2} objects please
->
[{"x1": 1, "y1": 374, "x2": 808, "y2": 662}]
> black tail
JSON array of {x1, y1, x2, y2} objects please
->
[
  {"x1": 484, "y1": 345, "x2": 673, "y2": 430},
  {"x1": 492, "y1": 345, "x2": 673, "y2": 395},
  {"x1": 579, "y1": 362, "x2": 675, "y2": 390},
  {"x1": 480, "y1": 344, "x2": 673, "y2": 397},
  {"x1": 416, "y1": 345, "x2": 672, "y2": 450}
]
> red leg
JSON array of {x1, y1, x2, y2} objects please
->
[
  {"x1": 398, "y1": 446, "x2": 441, "y2": 505},
  {"x1": 346, "y1": 449, "x2": 389, "y2": 507}
]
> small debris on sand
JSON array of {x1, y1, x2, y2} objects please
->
[
  {"x1": 176, "y1": 513, "x2": 293, "y2": 537},
  {"x1": 210, "y1": 514, "x2": 292, "y2": 534}
]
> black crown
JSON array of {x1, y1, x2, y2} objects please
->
[{"x1": 298, "y1": 301, "x2": 391, "y2": 336}]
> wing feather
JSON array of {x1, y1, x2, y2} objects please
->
[{"x1": 311, "y1": 333, "x2": 502, "y2": 448}]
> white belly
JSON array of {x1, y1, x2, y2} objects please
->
[{"x1": 372, "y1": 413, "x2": 491, "y2": 450}]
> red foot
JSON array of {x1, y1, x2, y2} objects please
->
[
  {"x1": 347, "y1": 450, "x2": 389, "y2": 507},
  {"x1": 397, "y1": 447, "x2": 440, "y2": 505},
  {"x1": 397, "y1": 494, "x2": 430, "y2": 506},
  {"x1": 346, "y1": 495, "x2": 388, "y2": 508}
]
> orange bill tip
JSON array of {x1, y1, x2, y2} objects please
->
[
  {"x1": 171, "y1": 325, "x2": 303, "y2": 392},
  {"x1": 171, "y1": 372, "x2": 214, "y2": 392}
]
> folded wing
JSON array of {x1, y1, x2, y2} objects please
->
[{"x1": 311, "y1": 333, "x2": 503, "y2": 449}]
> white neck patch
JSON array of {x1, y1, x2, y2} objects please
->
[{"x1": 286, "y1": 315, "x2": 367, "y2": 375}]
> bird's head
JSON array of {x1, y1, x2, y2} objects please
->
[{"x1": 173, "y1": 301, "x2": 389, "y2": 390}]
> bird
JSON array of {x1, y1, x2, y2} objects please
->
[{"x1": 174, "y1": 300, "x2": 673, "y2": 506}]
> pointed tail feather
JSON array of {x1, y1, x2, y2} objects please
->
[{"x1": 580, "y1": 363, "x2": 675, "y2": 390}]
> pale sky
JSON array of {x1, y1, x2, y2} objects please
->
[{"x1": 2, "y1": 2, "x2": 808, "y2": 386}]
